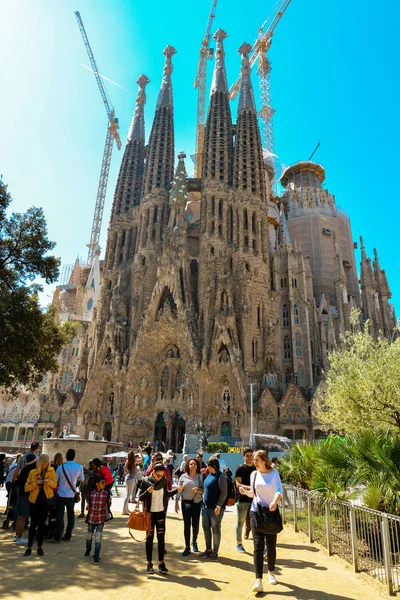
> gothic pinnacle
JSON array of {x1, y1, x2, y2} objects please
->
[
  {"x1": 211, "y1": 29, "x2": 228, "y2": 94},
  {"x1": 170, "y1": 152, "x2": 188, "y2": 208},
  {"x1": 278, "y1": 204, "x2": 292, "y2": 249},
  {"x1": 156, "y1": 45, "x2": 177, "y2": 108},
  {"x1": 238, "y1": 42, "x2": 256, "y2": 114},
  {"x1": 127, "y1": 74, "x2": 150, "y2": 142}
]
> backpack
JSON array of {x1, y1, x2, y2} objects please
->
[{"x1": 225, "y1": 476, "x2": 236, "y2": 507}]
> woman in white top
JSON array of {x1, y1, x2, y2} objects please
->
[{"x1": 239, "y1": 449, "x2": 282, "y2": 594}]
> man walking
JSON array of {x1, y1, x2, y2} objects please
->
[
  {"x1": 54, "y1": 448, "x2": 84, "y2": 542},
  {"x1": 235, "y1": 447, "x2": 255, "y2": 553}
]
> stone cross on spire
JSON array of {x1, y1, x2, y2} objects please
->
[
  {"x1": 156, "y1": 45, "x2": 177, "y2": 108},
  {"x1": 238, "y1": 42, "x2": 256, "y2": 114},
  {"x1": 211, "y1": 29, "x2": 228, "y2": 94},
  {"x1": 127, "y1": 74, "x2": 150, "y2": 142}
]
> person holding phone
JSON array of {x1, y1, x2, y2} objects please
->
[
  {"x1": 24, "y1": 453, "x2": 57, "y2": 556},
  {"x1": 175, "y1": 458, "x2": 204, "y2": 555}
]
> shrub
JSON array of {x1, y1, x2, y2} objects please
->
[{"x1": 207, "y1": 442, "x2": 229, "y2": 453}]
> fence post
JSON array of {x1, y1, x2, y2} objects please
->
[
  {"x1": 281, "y1": 485, "x2": 286, "y2": 524},
  {"x1": 307, "y1": 494, "x2": 313, "y2": 543},
  {"x1": 293, "y1": 488, "x2": 298, "y2": 532},
  {"x1": 349, "y1": 505, "x2": 359, "y2": 573},
  {"x1": 325, "y1": 501, "x2": 332, "y2": 556},
  {"x1": 381, "y1": 514, "x2": 394, "y2": 596}
]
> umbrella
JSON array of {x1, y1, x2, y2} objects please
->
[
  {"x1": 102, "y1": 451, "x2": 128, "y2": 458},
  {"x1": 65, "y1": 434, "x2": 81, "y2": 439}
]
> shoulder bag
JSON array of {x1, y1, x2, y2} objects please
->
[
  {"x1": 252, "y1": 472, "x2": 283, "y2": 535},
  {"x1": 62, "y1": 465, "x2": 81, "y2": 503}
]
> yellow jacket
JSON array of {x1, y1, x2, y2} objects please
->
[{"x1": 25, "y1": 466, "x2": 57, "y2": 503}]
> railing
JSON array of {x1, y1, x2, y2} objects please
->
[{"x1": 282, "y1": 484, "x2": 400, "y2": 596}]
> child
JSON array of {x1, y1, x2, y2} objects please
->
[{"x1": 85, "y1": 475, "x2": 112, "y2": 565}]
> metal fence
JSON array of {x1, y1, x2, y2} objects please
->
[{"x1": 282, "y1": 484, "x2": 400, "y2": 596}]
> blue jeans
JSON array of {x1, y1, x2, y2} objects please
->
[
  {"x1": 86, "y1": 522, "x2": 104, "y2": 560},
  {"x1": 182, "y1": 501, "x2": 201, "y2": 549},
  {"x1": 55, "y1": 496, "x2": 75, "y2": 540},
  {"x1": 236, "y1": 501, "x2": 251, "y2": 543},
  {"x1": 202, "y1": 506, "x2": 225, "y2": 553}
]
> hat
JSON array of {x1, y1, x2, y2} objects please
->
[{"x1": 26, "y1": 453, "x2": 37, "y2": 464}]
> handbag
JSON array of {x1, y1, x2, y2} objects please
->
[
  {"x1": 62, "y1": 465, "x2": 81, "y2": 503},
  {"x1": 252, "y1": 473, "x2": 283, "y2": 535},
  {"x1": 127, "y1": 501, "x2": 151, "y2": 542}
]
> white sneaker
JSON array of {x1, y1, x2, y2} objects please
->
[
  {"x1": 15, "y1": 537, "x2": 28, "y2": 545},
  {"x1": 268, "y1": 572, "x2": 278, "y2": 585},
  {"x1": 251, "y1": 579, "x2": 263, "y2": 593}
]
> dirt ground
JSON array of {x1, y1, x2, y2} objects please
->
[{"x1": 0, "y1": 503, "x2": 389, "y2": 600}]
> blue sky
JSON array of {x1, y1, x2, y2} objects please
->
[{"x1": 0, "y1": 0, "x2": 398, "y2": 312}]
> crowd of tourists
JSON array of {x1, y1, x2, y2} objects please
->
[{"x1": 2, "y1": 442, "x2": 282, "y2": 594}]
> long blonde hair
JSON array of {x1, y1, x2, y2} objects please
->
[
  {"x1": 37, "y1": 454, "x2": 50, "y2": 471},
  {"x1": 254, "y1": 449, "x2": 272, "y2": 470}
]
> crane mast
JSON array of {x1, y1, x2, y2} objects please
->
[
  {"x1": 74, "y1": 11, "x2": 122, "y2": 268},
  {"x1": 193, "y1": 0, "x2": 219, "y2": 178},
  {"x1": 229, "y1": 0, "x2": 292, "y2": 158}
]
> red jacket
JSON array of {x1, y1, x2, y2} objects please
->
[{"x1": 99, "y1": 465, "x2": 114, "y2": 485}]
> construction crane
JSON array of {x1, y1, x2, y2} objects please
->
[
  {"x1": 193, "y1": 0, "x2": 219, "y2": 178},
  {"x1": 229, "y1": 0, "x2": 292, "y2": 162},
  {"x1": 74, "y1": 11, "x2": 122, "y2": 268}
]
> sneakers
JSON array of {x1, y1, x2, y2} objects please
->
[
  {"x1": 192, "y1": 542, "x2": 199, "y2": 553},
  {"x1": 15, "y1": 537, "x2": 28, "y2": 545},
  {"x1": 37, "y1": 548, "x2": 44, "y2": 557},
  {"x1": 236, "y1": 544, "x2": 245, "y2": 553},
  {"x1": 93, "y1": 558, "x2": 100, "y2": 565},
  {"x1": 84, "y1": 550, "x2": 90, "y2": 557},
  {"x1": 268, "y1": 572, "x2": 278, "y2": 585},
  {"x1": 146, "y1": 562, "x2": 154, "y2": 575},
  {"x1": 77, "y1": 513, "x2": 85, "y2": 519},
  {"x1": 251, "y1": 579, "x2": 263, "y2": 593},
  {"x1": 23, "y1": 548, "x2": 32, "y2": 556},
  {"x1": 210, "y1": 552, "x2": 219, "y2": 562},
  {"x1": 182, "y1": 548, "x2": 191, "y2": 556},
  {"x1": 61, "y1": 535, "x2": 71, "y2": 541},
  {"x1": 199, "y1": 550, "x2": 212, "y2": 559},
  {"x1": 158, "y1": 562, "x2": 168, "y2": 574}
]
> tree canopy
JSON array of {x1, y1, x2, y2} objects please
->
[
  {"x1": 0, "y1": 182, "x2": 72, "y2": 391},
  {"x1": 316, "y1": 309, "x2": 400, "y2": 434}
]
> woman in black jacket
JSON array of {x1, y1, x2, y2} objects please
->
[{"x1": 139, "y1": 462, "x2": 177, "y2": 575}]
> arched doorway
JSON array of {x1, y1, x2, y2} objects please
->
[
  {"x1": 221, "y1": 422, "x2": 232, "y2": 437},
  {"x1": 103, "y1": 422, "x2": 112, "y2": 441},
  {"x1": 171, "y1": 412, "x2": 185, "y2": 452},
  {"x1": 154, "y1": 412, "x2": 167, "y2": 445}
]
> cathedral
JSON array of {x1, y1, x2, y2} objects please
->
[{"x1": 0, "y1": 31, "x2": 396, "y2": 450}]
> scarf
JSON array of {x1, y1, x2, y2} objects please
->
[{"x1": 147, "y1": 473, "x2": 166, "y2": 492}]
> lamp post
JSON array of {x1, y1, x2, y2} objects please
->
[{"x1": 249, "y1": 383, "x2": 254, "y2": 447}]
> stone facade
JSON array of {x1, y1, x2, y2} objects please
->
[{"x1": 1, "y1": 32, "x2": 396, "y2": 450}]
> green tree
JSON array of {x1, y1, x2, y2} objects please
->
[
  {"x1": 0, "y1": 182, "x2": 72, "y2": 391},
  {"x1": 316, "y1": 309, "x2": 400, "y2": 434}
]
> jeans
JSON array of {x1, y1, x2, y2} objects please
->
[
  {"x1": 182, "y1": 501, "x2": 201, "y2": 549},
  {"x1": 28, "y1": 497, "x2": 48, "y2": 548},
  {"x1": 122, "y1": 479, "x2": 136, "y2": 514},
  {"x1": 146, "y1": 511, "x2": 165, "y2": 563},
  {"x1": 250, "y1": 511, "x2": 277, "y2": 578},
  {"x1": 86, "y1": 522, "x2": 104, "y2": 560},
  {"x1": 55, "y1": 496, "x2": 75, "y2": 540},
  {"x1": 202, "y1": 506, "x2": 225, "y2": 554},
  {"x1": 236, "y1": 501, "x2": 251, "y2": 543}
]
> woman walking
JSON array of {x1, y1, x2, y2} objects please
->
[
  {"x1": 200, "y1": 458, "x2": 227, "y2": 562},
  {"x1": 139, "y1": 462, "x2": 177, "y2": 575},
  {"x1": 24, "y1": 454, "x2": 57, "y2": 556},
  {"x1": 122, "y1": 451, "x2": 142, "y2": 515},
  {"x1": 175, "y1": 458, "x2": 203, "y2": 555},
  {"x1": 239, "y1": 449, "x2": 282, "y2": 594}
]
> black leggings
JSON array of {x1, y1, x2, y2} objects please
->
[
  {"x1": 250, "y1": 511, "x2": 277, "y2": 579},
  {"x1": 146, "y1": 511, "x2": 165, "y2": 563},
  {"x1": 28, "y1": 497, "x2": 48, "y2": 548}
]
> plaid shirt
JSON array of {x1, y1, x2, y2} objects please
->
[{"x1": 87, "y1": 490, "x2": 109, "y2": 524}]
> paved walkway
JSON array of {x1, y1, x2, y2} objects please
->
[{"x1": 0, "y1": 492, "x2": 388, "y2": 599}]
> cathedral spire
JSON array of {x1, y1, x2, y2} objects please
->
[
  {"x1": 211, "y1": 29, "x2": 228, "y2": 94},
  {"x1": 237, "y1": 43, "x2": 256, "y2": 114},
  {"x1": 359, "y1": 236, "x2": 374, "y2": 287},
  {"x1": 127, "y1": 74, "x2": 150, "y2": 142},
  {"x1": 157, "y1": 45, "x2": 176, "y2": 108},
  {"x1": 169, "y1": 152, "x2": 188, "y2": 209},
  {"x1": 143, "y1": 46, "x2": 176, "y2": 196},
  {"x1": 278, "y1": 206, "x2": 292, "y2": 249}
]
